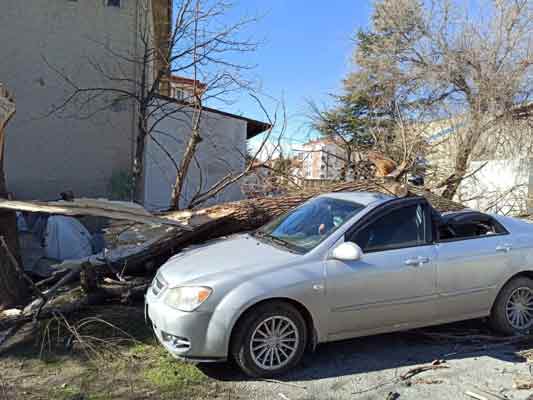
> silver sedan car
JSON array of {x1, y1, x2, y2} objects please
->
[{"x1": 146, "y1": 192, "x2": 533, "y2": 377}]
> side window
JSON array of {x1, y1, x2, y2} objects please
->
[
  {"x1": 438, "y1": 215, "x2": 507, "y2": 242},
  {"x1": 349, "y1": 203, "x2": 427, "y2": 252}
]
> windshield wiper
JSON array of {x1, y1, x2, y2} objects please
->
[
  {"x1": 267, "y1": 235, "x2": 293, "y2": 248},
  {"x1": 253, "y1": 231, "x2": 300, "y2": 253}
]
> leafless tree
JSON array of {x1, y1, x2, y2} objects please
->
[{"x1": 47, "y1": 0, "x2": 273, "y2": 209}]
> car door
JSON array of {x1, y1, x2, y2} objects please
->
[
  {"x1": 325, "y1": 198, "x2": 438, "y2": 340},
  {"x1": 435, "y1": 216, "x2": 515, "y2": 321}
]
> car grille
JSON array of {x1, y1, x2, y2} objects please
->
[{"x1": 152, "y1": 274, "x2": 167, "y2": 296}]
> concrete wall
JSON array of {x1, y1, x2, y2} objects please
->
[
  {"x1": 143, "y1": 104, "x2": 247, "y2": 210},
  {"x1": 0, "y1": 0, "x2": 140, "y2": 200}
]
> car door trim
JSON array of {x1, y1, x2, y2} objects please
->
[
  {"x1": 438, "y1": 285, "x2": 497, "y2": 298},
  {"x1": 331, "y1": 293, "x2": 440, "y2": 313}
]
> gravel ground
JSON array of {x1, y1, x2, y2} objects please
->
[{"x1": 201, "y1": 320, "x2": 533, "y2": 400}]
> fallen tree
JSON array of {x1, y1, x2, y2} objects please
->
[
  {"x1": 0, "y1": 178, "x2": 464, "y2": 349},
  {"x1": 0, "y1": 179, "x2": 465, "y2": 281}
]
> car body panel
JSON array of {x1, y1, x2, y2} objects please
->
[
  {"x1": 434, "y1": 235, "x2": 515, "y2": 320},
  {"x1": 145, "y1": 192, "x2": 533, "y2": 362},
  {"x1": 325, "y1": 244, "x2": 438, "y2": 339}
]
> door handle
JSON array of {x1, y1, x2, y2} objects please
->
[
  {"x1": 405, "y1": 257, "x2": 430, "y2": 267},
  {"x1": 405, "y1": 259, "x2": 420, "y2": 266},
  {"x1": 496, "y1": 244, "x2": 512, "y2": 253}
]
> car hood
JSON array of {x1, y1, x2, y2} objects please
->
[{"x1": 158, "y1": 234, "x2": 301, "y2": 286}]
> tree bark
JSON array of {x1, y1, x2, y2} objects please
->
[
  {"x1": 0, "y1": 86, "x2": 28, "y2": 309},
  {"x1": 441, "y1": 151, "x2": 469, "y2": 200},
  {"x1": 441, "y1": 120, "x2": 483, "y2": 200},
  {"x1": 170, "y1": 106, "x2": 203, "y2": 210},
  {"x1": 192, "y1": 179, "x2": 465, "y2": 240}
]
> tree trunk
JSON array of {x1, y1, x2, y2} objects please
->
[
  {"x1": 441, "y1": 150, "x2": 469, "y2": 200},
  {"x1": 185, "y1": 180, "x2": 466, "y2": 242},
  {"x1": 131, "y1": 46, "x2": 151, "y2": 203},
  {"x1": 441, "y1": 121, "x2": 483, "y2": 200},
  {"x1": 170, "y1": 107, "x2": 203, "y2": 210},
  {"x1": 132, "y1": 109, "x2": 148, "y2": 203},
  {"x1": 0, "y1": 225, "x2": 28, "y2": 309},
  {"x1": 0, "y1": 86, "x2": 28, "y2": 309}
]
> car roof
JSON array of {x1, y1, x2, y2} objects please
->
[{"x1": 319, "y1": 191, "x2": 395, "y2": 206}]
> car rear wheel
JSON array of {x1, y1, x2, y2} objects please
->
[
  {"x1": 231, "y1": 301, "x2": 307, "y2": 378},
  {"x1": 490, "y1": 277, "x2": 533, "y2": 335}
]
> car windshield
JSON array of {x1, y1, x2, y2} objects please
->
[{"x1": 256, "y1": 197, "x2": 365, "y2": 253}]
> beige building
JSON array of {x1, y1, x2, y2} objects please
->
[
  {"x1": 0, "y1": 0, "x2": 267, "y2": 208},
  {"x1": 294, "y1": 138, "x2": 346, "y2": 180}
]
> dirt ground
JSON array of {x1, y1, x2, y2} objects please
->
[{"x1": 2, "y1": 304, "x2": 533, "y2": 400}]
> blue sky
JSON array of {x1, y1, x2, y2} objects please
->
[{"x1": 185, "y1": 0, "x2": 375, "y2": 150}]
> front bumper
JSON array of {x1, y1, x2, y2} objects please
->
[{"x1": 145, "y1": 287, "x2": 228, "y2": 362}]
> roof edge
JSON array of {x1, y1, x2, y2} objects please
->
[{"x1": 155, "y1": 94, "x2": 272, "y2": 139}]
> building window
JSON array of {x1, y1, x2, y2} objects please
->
[
  {"x1": 107, "y1": 0, "x2": 121, "y2": 7},
  {"x1": 173, "y1": 88, "x2": 185, "y2": 101}
]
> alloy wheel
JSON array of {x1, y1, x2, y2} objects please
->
[
  {"x1": 249, "y1": 316, "x2": 300, "y2": 371},
  {"x1": 506, "y1": 287, "x2": 533, "y2": 330}
]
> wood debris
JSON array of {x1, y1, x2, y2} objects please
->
[
  {"x1": 465, "y1": 391, "x2": 489, "y2": 400},
  {"x1": 513, "y1": 376, "x2": 533, "y2": 390},
  {"x1": 385, "y1": 392, "x2": 400, "y2": 400},
  {"x1": 399, "y1": 363, "x2": 449, "y2": 381},
  {"x1": 353, "y1": 360, "x2": 451, "y2": 395},
  {"x1": 411, "y1": 378, "x2": 443, "y2": 385}
]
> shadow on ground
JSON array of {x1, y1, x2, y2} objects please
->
[{"x1": 198, "y1": 318, "x2": 528, "y2": 382}]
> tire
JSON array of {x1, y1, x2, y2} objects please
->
[
  {"x1": 231, "y1": 301, "x2": 307, "y2": 378},
  {"x1": 490, "y1": 276, "x2": 533, "y2": 335}
]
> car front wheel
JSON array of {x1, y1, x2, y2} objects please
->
[
  {"x1": 231, "y1": 301, "x2": 307, "y2": 378},
  {"x1": 490, "y1": 276, "x2": 533, "y2": 335}
]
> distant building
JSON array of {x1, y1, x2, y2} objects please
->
[
  {"x1": 293, "y1": 138, "x2": 346, "y2": 180},
  {"x1": 166, "y1": 75, "x2": 207, "y2": 102}
]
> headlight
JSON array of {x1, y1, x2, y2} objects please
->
[{"x1": 164, "y1": 286, "x2": 212, "y2": 312}]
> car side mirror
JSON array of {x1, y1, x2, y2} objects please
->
[{"x1": 331, "y1": 242, "x2": 363, "y2": 262}]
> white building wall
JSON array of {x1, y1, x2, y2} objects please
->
[
  {"x1": 0, "y1": 0, "x2": 141, "y2": 200},
  {"x1": 143, "y1": 104, "x2": 247, "y2": 210},
  {"x1": 459, "y1": 159, "x2": 531, "y2": 215}
]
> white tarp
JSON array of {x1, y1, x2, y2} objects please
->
[{"x1": 44, "y1": 216, "x2": 93, "y2": 261}]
